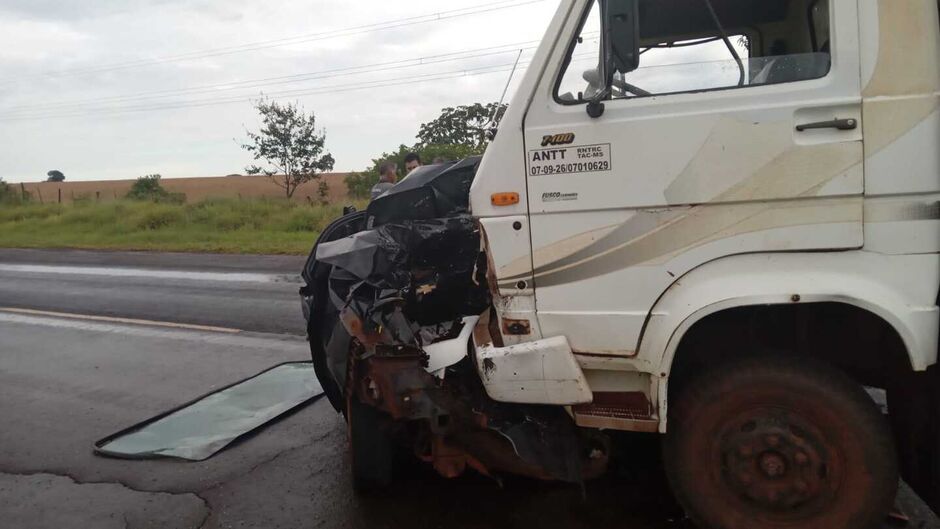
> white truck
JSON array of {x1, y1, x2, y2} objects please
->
[{"x1": 301, "y1": 1, "x2": 940, "y2": 528}]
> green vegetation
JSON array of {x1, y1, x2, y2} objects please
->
[
  {"x1": 0, "y1": 178, "x2": 30, "y2": 205},
  {"x1": 126, "y1": 174, "x2": 186, "y2": 203},
  {"x1": 345, "y1": 143, "x2": 480, "y2": 198},
  {"x1": 415, "y1": 103, "x2": 507, "y2": 150},
  {"x1": 0, "y1": 198, "x2": 365, "y2": 255},
  {"x1": 345, "y1": 102, "x2": 506, "y2": 198},
  {"x1": 241, "y1": 98, "x2": 335, "y2": 198},
  {"x1": 0, "y1": 178, "x2": 11, "y2": 202},
  {"x1": 46, "y1": 170, "x2": 66, "y2": 183},
  {"x1": 0, "y1": 99, "x2": 502, "y2": 252}
]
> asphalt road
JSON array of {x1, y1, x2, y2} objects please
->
[
  {"x1": 0, "y1": 312, "x2": 684, "y2": 529},
  {"x1": 0, "y1": 248, "x2": 308, "y2": 335},
  {"x1": 0, "y1": 249, "x2": 936, "y2": 529}
]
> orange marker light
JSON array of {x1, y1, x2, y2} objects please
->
[{"x1": 491, "y1": 192, "x2": 520, "y2": 206}]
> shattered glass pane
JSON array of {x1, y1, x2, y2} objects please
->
[{"x1": 95, "y1": 362, "x2": 323, "y2": 461}]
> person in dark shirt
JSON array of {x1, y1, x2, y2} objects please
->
[{"x1": 403, "y1": 152, "x2": 422, "y2": 175}]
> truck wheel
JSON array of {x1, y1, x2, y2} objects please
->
[
  {"x1": 347, "y1": 396, "x2": 394, "y2": 493},
  {"x1": 664, "y1": 356, "x2": 898, "y2": 529}
]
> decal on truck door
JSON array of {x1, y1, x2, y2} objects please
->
[
  {"x1": 541, "y1": 191, "x2": 580, "y2": 203},
  {"x1": 541, "y1": 133, "x2": 576, "y2": 146},
  {"x1": 528, "y1": 143, "x2": 612, "y2": 177}
]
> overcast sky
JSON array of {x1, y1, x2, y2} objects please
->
[{"x1": 0, "y1": 0, "x2": 556, "y2": 182}]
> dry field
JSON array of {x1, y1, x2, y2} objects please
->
[{"x1": 18, "y1": 173, "x2": 351, "y2": 204}]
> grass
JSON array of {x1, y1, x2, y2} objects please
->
[{"x1": 0, "y1": 198, "x2": 367, "y2": 255}]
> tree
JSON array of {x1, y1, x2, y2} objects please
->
[
  {"x1": 344, "y1": 172, "x2": 377, "y2": 200},
  {"x1": 241, "y1": 98, "x2": 335, "y2": 199},
  {"x1": 345, "y1": 101, "x2": 506, "y2": 199},
  {"x1": 46, "y1": 170, "x2": 65, "y2": 182},
  {"x1": 126, "y1": 174, "x2": 184, "y2": 203},
  {"x1": 420, "y1": 143, "x2": 481, "y2": 163},
  {"x1": 416, "y1": 102, "x2": 507, "y2": 150},
  {"x1": 344, "y1": 144, "x2": 480, "y2": 199}
]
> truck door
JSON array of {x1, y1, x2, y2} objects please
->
[{"x1": 519, "y1": 0, "x2": 863, "y2": 357}]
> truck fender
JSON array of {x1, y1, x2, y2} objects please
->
[{"x1": 635, "y1": 251, "x2": 940, "y2": 432}]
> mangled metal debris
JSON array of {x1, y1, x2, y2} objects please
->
[{"x1": 300, "y1": 159, "x2": 610, "y2": 488}]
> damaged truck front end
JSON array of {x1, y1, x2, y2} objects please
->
[{"x1": 300, "y1": 159, "x2": 608, "y2": 489}]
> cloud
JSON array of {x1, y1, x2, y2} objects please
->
[
  {"x1": 0, "y1": 0, "x2": 557, "y2": 182},
  {"x1": 0, "y1": 18, "x2": 89, "y2": 64},
  {"x1": 0, "y1": 0, "x2": 225, "y2": 21}
]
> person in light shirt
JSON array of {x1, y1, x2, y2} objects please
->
[{"x1": 370, "y1": 161, "x2": 398, "y2": 200}]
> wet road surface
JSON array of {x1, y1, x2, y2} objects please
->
[
  {"x1": 0, "y1": 249, "x2": 936, "y2": 529},
  {"x1": 0, "y1": 307, "x2": 687, "y2": 529},
  {"x1": 0, "y1": 249, "x2": 307, "y2": 335}
]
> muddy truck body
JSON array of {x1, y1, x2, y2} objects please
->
[{"x1": 301, "y1": 1, "x2": 940, "y2": 527}]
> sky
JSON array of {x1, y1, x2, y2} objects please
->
[{"x1": 0, "y1": 0, "x2": 557, "y2": 182}]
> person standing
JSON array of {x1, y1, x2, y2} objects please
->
[
  {"x1": 403, "y1": 152, "x2": 422, "y2": 174},
  {"x1": 370, "y1": 161, "x2": 398, "y2": 200}
]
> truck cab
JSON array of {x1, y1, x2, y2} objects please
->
[{"x1": 303, "y1": 1, "x2": 940, "y2": 527}]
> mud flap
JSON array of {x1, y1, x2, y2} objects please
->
[{"x1": 889, "y1": 364, "x2": 940, "y2": 513}]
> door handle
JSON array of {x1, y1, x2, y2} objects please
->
[{"x1": 795, "y1": 118, "x2": 858, "y2": 132}]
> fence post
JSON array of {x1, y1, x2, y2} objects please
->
[
  {"x1": 19, "y1": 183, "x2": 26, "y2": 201},
  {"x1": 37, "y1": 188, "x2": 43, "y2": 204},
  {"x1": 58, "y1": 188, "x2": 62, "y2": 204},
  {"x1": 96, "y1": 191, "x2": 100, "y2": 202}
]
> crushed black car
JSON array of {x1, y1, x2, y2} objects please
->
[{"x1": 299, "y1": 158, "x2": 610, "y2": 490}]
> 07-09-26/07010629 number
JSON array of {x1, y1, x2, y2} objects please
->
[{"x1": 530, "y1": 160, "x2": 610, "y2": 176}]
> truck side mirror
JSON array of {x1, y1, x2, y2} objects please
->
[
  {"x1": 603, "y1": 0, "x2": 640, "y2": 77},
  {"x1": 586, "y1": 0, "x2": 640, "y2": 119}
]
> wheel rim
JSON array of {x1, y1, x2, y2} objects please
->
[{"x1": 715, "y1": 408, "x2": 843, "y2": 518}]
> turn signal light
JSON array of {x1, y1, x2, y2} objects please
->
[{"x1": 491, "y1": 192, "x2": 520, "y2": 206}]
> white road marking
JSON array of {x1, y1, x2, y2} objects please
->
[
  {"x1": 0, "y1": 264, "x2": 295, "y2": 283},
  {"x1": 0, "y1": 310, "x2": 308, "y2": 352},
  {"x1": 0, "y1": 307, "x2": 242, "y2": 334}
]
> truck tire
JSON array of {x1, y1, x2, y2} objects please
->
[
  {"x1": 664, "y1": 356, "x2": 898, "y2": 529},
  {"x1": 347, "y1": 396, "x2": 394, "y2": 493}
]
